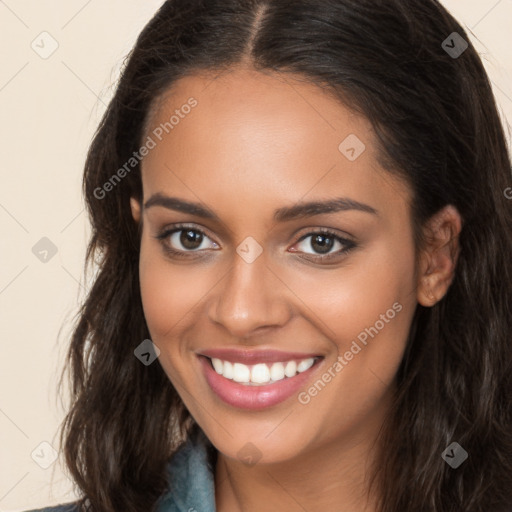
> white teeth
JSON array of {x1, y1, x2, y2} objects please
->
[
  {"x1": 223, "y1": 361, "x2": 234, "y2": 379},
  {"x1": 251, "y1": 363, "x2": 270, "y2": 384},
  {"x1": 211, "y1": 358, "x2": 223, "y2": 374},
  {"x1": 232, "y1": 363, "x2": 250, "y2": 383},
  {"x1": 209, "y1": 357, "x2": 317, "y2": 385},
  {"x1": 284, "y1": 360, "x2": 297, "y2": 377},
  {"x1": 297, "y1": 358, "x2": 315, "y2": 372},
  {"x1": 269, "y1": 362, "x2": 285, "y2": 381}
]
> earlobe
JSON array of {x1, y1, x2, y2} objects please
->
[
  {"x1": 416, "y1": 205, "x2": 462, "y2": 307},
  {"x1": 130, "y1": 197, "x2": 141, "y2": 223}
]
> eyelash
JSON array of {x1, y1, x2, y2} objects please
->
[{"x1": 154, "y1": 223, "x2": 357, "y2": 263}]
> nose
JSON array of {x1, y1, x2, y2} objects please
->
[{"x1": 207, "y1": 250, "x2": 292, "y2": 340}]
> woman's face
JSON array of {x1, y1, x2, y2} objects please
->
[{"x1": 131, "y1": 67, "x2": 420, "y2": 465}]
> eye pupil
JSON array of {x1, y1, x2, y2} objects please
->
[
  {"x1": 181, "y1": 229, "x2": 202, "y2": 249},
  {"x1": 311, "y1": 234, "x2": 334, "y2": 254}
]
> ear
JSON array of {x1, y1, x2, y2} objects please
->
[
  {"x1": 416, "y1": 205, "x2": 462, "y2": 307},
  {"x1": 130, "y1": 197, "x2": 142, "y2": 224}
]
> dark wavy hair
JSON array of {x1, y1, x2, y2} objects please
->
[{"x1": 57, "y1": 0, "x2": 512, "y2": 511}]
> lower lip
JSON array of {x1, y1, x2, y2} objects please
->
[{"x1": 198, "y1": 355, "x2": 323, "y2": 410}]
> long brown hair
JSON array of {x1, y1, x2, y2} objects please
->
[{"x1": 58, "y1": 1, "x2": 512, "y2": 510}]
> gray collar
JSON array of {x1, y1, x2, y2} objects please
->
[{"x1": 156, "y1": 429, "x2": 217, "y2": 512}]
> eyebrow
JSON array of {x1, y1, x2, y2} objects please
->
[{"x1": 143, "y1": 193, "x2": 378, "y2": 222}]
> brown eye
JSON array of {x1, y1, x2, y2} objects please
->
[
  {"x1": 155, "y1": 224, "x2": 219, "y2": 256},
  {"x1": 309, "y1": 233, "x2": 335, "y2": 254},
  {"x1": 292, "y1": 230, "x2": 357, "y2": 261},
  {"x1": 179, "y1": 229, "x2": 204, "y2": 250}
]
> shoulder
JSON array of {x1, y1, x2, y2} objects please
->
[{"x1": 23, "y1": 502, "x2": 80, "y2": 512}]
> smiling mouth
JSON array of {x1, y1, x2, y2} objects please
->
[{"x1": 203, "y1": 355, "x2": 323, "y2": 386}]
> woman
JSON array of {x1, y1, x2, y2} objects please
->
[{"x1": 26, "y1": 0, "x2": 512, "y2": 511}]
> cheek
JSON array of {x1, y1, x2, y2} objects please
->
[
  {"x1": 138, "y1": 245, "x2": 214, "y2": 387},
  {"x1": 288, "y1": 245, "x2": 416, "y2": 438},
  {"x1": 289, "y1": 239, "x2": 416, "y2": 383},
  {"x1": 138, "y1": 242, "x2": 208, "y2": 341},
  {"x1": 296, "y1": 240, "x2": 414, "y2": 329}
]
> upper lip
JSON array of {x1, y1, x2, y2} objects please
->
[{"x1": 197, "y1": 348, "x2": 322, "y2": 365}]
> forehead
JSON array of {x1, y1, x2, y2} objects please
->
[
  {"x1": 140, "y1": 67, "x2": 411, "y2": 222},
  {"x1": 144, "y1": 67, "x2": 372, "y2": 153}
]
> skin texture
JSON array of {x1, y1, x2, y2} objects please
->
[{"x1": 130, "y1": 66, "x2": 461, "y2": 512}]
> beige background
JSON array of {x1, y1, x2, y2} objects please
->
[{"x1": 0, "y1": 1, "x2": 511, "y2": 510}]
